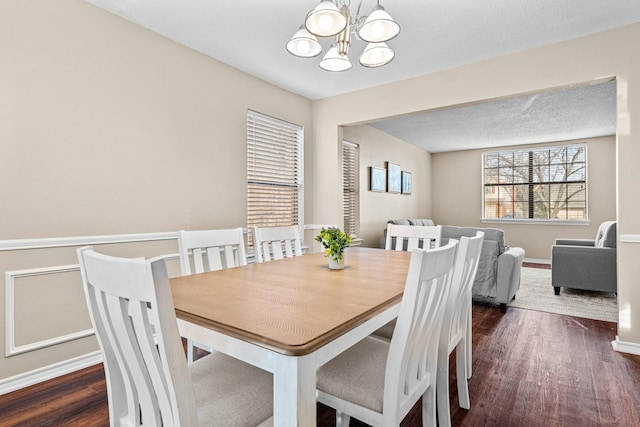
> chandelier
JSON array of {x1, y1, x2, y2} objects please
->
[{"x1": 286, "y1": 0, "x2": 400, "y2": 72}]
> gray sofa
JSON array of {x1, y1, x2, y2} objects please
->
[
  {"x1": 551, "y1": 221, "x2": 617, "y2": 295},
  {"x1": 379, "y1": 220, "x2": 525, "y2": 312}
]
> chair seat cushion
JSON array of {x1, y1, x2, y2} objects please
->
[
  {"x1": 191, "y1": 352, "x2": 273, "y2": 426},
  {"x1": 373, "y1": 319, "x2": 396, "y2": 341},
  {"x1": 317, "y1": 336, "x2": 389, "y2": 413}
]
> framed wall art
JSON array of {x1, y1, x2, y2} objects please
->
[
  {"x1": 386, "y1": 162, "x2": 401, "y2": 193},
  {"x1": 401, "y1": 171, "x2": 412, "y2": 195},
  {"x1": 369, "y1": 166, "x2": 386, "y2": 192}
]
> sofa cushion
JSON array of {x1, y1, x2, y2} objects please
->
[
  {"x1": 388, "y1": 219, "x2": 411, "y2": 226},
  {"x1": 595, "y1": 221, "x2": 617, "y2": 248}
]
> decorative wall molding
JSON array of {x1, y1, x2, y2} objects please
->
[
  {"x1": 620, "y1": 234, "x2": 640, "y2": 243},
  {"x1": 611, "y1": 336, "x2": 640, "y2": 355},
  {"x1": 1, "y1": 232, "x2": 180, "y2": 365},
  {"x1": 0, "y1": 231, "x2": 178, "y2": 252},
  {"x1": 4, "y1": 265, "x2": 94, "y2": 357},
  {"x1": 0, "y1": 351, "x2": 102, "y2": 396},
  {"x1": 4, "y1": 253, "x2": 180, "y2": 358}
]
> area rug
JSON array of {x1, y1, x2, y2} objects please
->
[{"x1": 508, "y1": 267, "x2": 618, "y2": 322}]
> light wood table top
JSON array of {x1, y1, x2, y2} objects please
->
[{"x1": 170, "y1": 247, "x2": 411, "y2": 356}]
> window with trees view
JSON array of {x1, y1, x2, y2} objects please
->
[{"x1": 482, "y1": 144, "x2": 587, "y2": 220}]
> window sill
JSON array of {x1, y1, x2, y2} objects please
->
[
  {"x1": 481, "y1": 218, "x2": 590, "y2": 226},
  {"x1": 349, "y1": 238, "x2": 364, "y2": 247}
]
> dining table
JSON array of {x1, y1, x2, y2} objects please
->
[{"x1": 170, "y1": 246, "x2": 411, "y2": 427}]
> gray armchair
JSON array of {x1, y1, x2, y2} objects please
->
[{"x1": 551, "y1": 221, "x2": 617, "y2": 295}]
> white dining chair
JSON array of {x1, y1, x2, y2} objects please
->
[
  {"x1": 385, "y1": 223, "x2": 442, "y2": 251},
  {"x1": 252, "y1": 225, "x2": 302, "y2": 262},
  {"x1": 178, "y1": 228, "x2": 248, "y2": 363},
  {"x1": 77, "y1": 246, "x2": 273, "y2": 427},
  {"x1": 375, "y1": 223, "x2": 443, "y2": 341},
  {"x1": 316, "y1": 241, "x2": 458, "y2": 427},
  {"x1": 436, "y1": 231, "x2": 484, "y2": 427},
  {"x1": 178, "y1": 227, "x2": 247, "y2": 275}
]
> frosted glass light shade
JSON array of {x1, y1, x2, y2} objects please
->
[
  {"x1": 358, "y1": 6, "x2": 400, "y2": 42},
  {"x1": 319, "y1": 45, "x2": 352, "y2": 71},
  {"x1": 305, "y1": 1, "x2": 347, "y2": 37},
  {"x1": 359, "y1": 42, "x2": 395, "y2": 67},
  {"x1": 286, "y1": 27, "x2": 322, "y2": 57}
]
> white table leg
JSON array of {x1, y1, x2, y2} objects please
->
[{"x1": 273, "y1": 355, "x2": 316, "y2": 427}]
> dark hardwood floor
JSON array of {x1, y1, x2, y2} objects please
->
[
  {"x1": 522, "y1": 261, "x2": 551, "y2": 270},
  {"x1": 1, "y1": 305, "x2": 639, "y2": 427}
]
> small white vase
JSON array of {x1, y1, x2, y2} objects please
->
[{"x1": 329, "y1": 254, "x2": 344, "y2": 270}]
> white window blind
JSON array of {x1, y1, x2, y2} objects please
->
[
  {"x1": 247, "y1": 110, "x2": 304, "y2": 244},
  {"x1": 343, "y1": 141, "x2": 359, "y2": 236}
]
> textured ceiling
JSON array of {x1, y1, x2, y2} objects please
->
[
  {"x1": 85, "y1": 0, "x2": 634, "y2": 151},
  {"x1": 367, "y1": 80, "x2": 617, "y2": 153}
]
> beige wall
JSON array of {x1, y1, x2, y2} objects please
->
[
  {"x1": 431, "y1": 136, "x2": 616, "y2": 260},
  {"x1": 0, "y1": 0, "x2": 313, "y2": 380},
  {"x1": 312, "y1": 24, "x2": 640, "y2": 347},
  {"x1": 0, "y1": 0, "x2": 313, "y2": 240},
  {"x1": 342, "y1": 125, "x2": 432, "y2": 247}
]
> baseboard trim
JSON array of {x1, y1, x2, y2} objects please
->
[
  {"x1": 0, "y1": 351, "x2": 102, "y2": 395},
  {"x1": 611, "y1": 337, "x2": 640, "y2": 355}
]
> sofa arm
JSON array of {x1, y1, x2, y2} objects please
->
[
  {"x1": 496, "y1": 247, "x2": 525, "y2": 307},
  {"x1": 554, "y1": 238, "x2": 595, "y2": 246},
  {"x1": 551, "y1": 245, "x2": 617, "y2": 292}
]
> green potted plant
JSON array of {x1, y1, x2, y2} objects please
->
[{"x1": 315, "y1": 227, "x2": 352, "y2": 270}]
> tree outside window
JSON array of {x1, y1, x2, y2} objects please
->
[{"x1": 483, "y1": 144, "x2": 587, "y2": 220}]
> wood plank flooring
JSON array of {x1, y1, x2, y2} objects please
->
[{"x1": 1, "y1": 305, "x2": 639, "y2": 426}]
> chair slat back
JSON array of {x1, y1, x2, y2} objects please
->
[
  {"x1": 253, "y1": 226, "x2": 303, "y2": 262},
  {"x1": 78, "y1": 247, "x2": 196, "y2": 427},
  {"x1": 383, "y1": 241, "x2": 457, "y2": 422},
  {"x1": 443, "y1": 232, "x2": 484, "y2": 348},
  {"x1": 385, "y1": 224, "x2": 442, "y2": 251},
  {"x1": 178, "y1": 228, "x2": 247, "y2": 275}
]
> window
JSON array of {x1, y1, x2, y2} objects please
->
[
  {"x1": 343, "y1": 141, "x2": 359, "y2": 236},
  {"x1": 247, "y1": 111, "x2": 304, "y2": 244},
  {"x1": 483, "y1": 144, "x2": 587, "y2": 220}
]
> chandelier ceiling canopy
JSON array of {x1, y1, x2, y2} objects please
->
[{"x1": 286, "y1": 0, "x2": 400, "y2": 72}]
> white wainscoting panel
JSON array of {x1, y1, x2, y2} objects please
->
[
  {"x1": 5, "y1": 264, "x2": 92, "y2": 357},
  {"x1": 0, "y1": 231, "x2": 181, "y2": 394}
]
